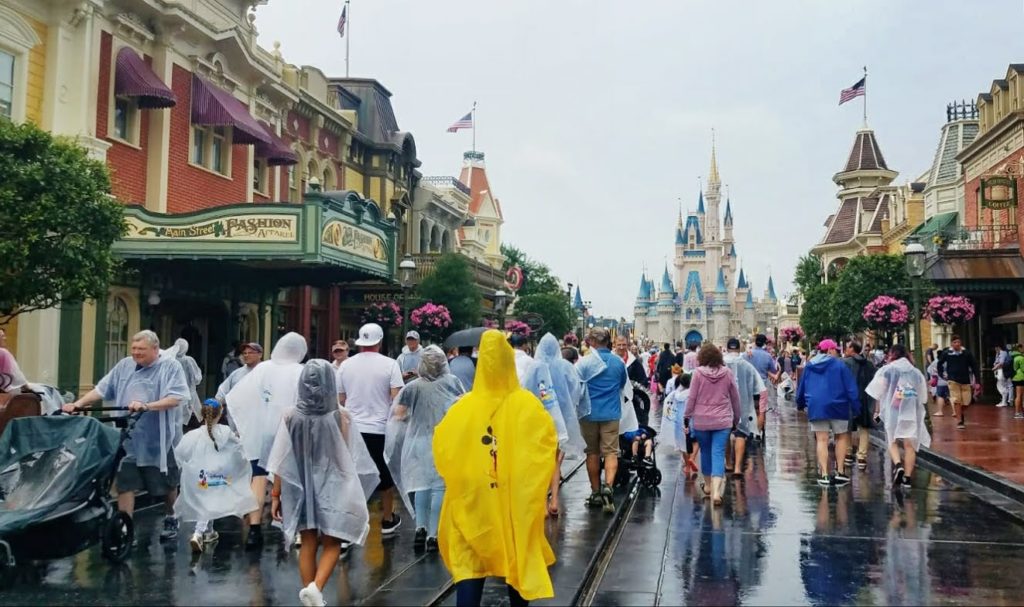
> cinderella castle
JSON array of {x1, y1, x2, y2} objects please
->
[{"x1": 633, "y1": 143, "x2": 779, "y2": 347}]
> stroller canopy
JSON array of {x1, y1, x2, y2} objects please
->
[{"x1": 0, "y1": 416, "x2": 121, "y2": 536}]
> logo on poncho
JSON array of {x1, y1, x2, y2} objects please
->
[
  {"x1": 198, "y1": 469, "x2": 230, "y2": 489},
  {"x1": 481, "y1": 426, "x2": 499, "y2": 489}
]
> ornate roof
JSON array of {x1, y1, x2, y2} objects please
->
[
  {"x1": 715, "y1": 267, "x2": 727, "y2": 293},
  {"x1": 682, "y1": 215, "x2": 703, "y2": 245},
  {"x1": 821, "y1": 197, "x2": 859, "y2": 244},
  {"x1": 458, "y1": 152, "x2": 504, "y2": 220},
  {"x1": 736, "y1": 267, "x2": 747, "y2": 289},
  {"x1": 636, "y1": 275, "x2": 650, "y2": 301},
  {"x1": 573, "y1": 286, "x2": 584, "y2": 310},
  {"x1": 697, "y1": 191, "x2": 705, "y2": 214},
  {"x1": 660, "y1": 265, "x2": 675, "y2": 295},
  {"x1": 675, "y1": 226, "x2": 685, "y2": 245},
  {"x1": 842, "y1": 129, "x2": 889, "y2": 173},
  {"x1": 682, "y1": 270, "x2": 704, "y2": 303},
  {"x1": 745, "y1": 290, "x2": 754, "y2": 309},
  {"x1": 724, "y1": 198, "x2": 733, "y2": 225},
  {"x1": 766, "y1": 275, "x2": 777, "y2": 301}
]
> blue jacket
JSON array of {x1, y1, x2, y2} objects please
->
[
  {"x1": 796, "y1": 355, "x2": 861, "y2": 421},
  {"x1": 583, "y1": 348, "x2": 627, "y2": 422}
]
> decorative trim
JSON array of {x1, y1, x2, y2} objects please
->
[{"x1": 113, "y1": 12, "x2": 154, "y2": 45}]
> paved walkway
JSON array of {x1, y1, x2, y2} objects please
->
[{"x1": 928, "y1": 403, "x2": 1024, "y2": 486}]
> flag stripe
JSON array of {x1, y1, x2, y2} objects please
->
[
  {"x1": 446, "y1": 111, "x2": 473, "y2": 133},
  {"x1": 337, "y1": 5, "x2": 347, "y2": 36},
  {"x1": 839, "y1": 76, "x2": 866, "y2": 106}
]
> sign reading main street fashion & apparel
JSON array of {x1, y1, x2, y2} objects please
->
[
  {"x1": 124, "y1": 214, "x2": 298, "y2": 242},
  {"x1": 321, "y1": 220, "x2": 388, "y2": 262}
]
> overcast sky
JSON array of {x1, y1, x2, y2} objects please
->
[{"x1": 257, "y1": 0, "x2": 1024, "y2": 319}]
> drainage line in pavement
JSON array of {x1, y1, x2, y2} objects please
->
[
  {"x1": 571, "y1": 476, "x2": 640, "y2": 607},
  {"x1": 423, "y1": 459, "x2": 590, "y2": 607}
]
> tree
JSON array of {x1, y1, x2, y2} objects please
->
[
  {"x1": 831, "y1": 255, "x2": 913, "y2": 334},
  {"x1": 800, "y1": 281, "x2": 844, "y2": 341},
  {"x1": 513, "y1": 292, "x2": 574, "y2": 337},
  {"x1": 0, "y1": 120, "x2": 124, "y2": 323},
  {"x1": 794, "y1": 254, "x2": 823, "y2": 295},
  {"x1": 501, "y1": 242, "x2": 563, "y2": 298},
  {"x1": 415, "y1": 253, "x2": 481, "y2": 330}
]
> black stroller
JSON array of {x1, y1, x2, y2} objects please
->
[{"x1": 0, "y1": 412, "x2": 136, "y2": 572}]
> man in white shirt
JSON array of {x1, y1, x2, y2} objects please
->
[{"x1": 337, "y1": 323, "x2": 405, "y2": 535}]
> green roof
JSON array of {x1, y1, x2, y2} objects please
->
[{"x1": 909, "y1": 212, "x2": 958, "y2": 237}]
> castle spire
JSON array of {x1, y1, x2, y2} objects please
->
[
  {"x1": 737, "y1": 267, "x2": 747, "y2": 289},
  {"x1": 715, "y1": 267, "x2": 727, "y2": 293},
  {"x1": 709, "y1": 129, "x2": 720, "y2": 185},
  {"x1": 697, "y1": 190, "x2": 705, "y2": 214},
  {"x1": 766, "y1": 275, "x2": 777, "y2": 301},
  {"x1": 724, "y1": 198, "x2": 733, "y2": 225}
]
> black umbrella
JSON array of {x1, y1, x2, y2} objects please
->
[{"x1": 443, "y1": 327, "x2": 489, "y2": 350}]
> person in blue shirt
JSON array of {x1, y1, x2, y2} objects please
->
[
  {"x1": 578, "y1": 327, "x2": 628, "y2": 513},
  {"x1": 746, "y1": 334, "x2": 779, "y2": 440},
  {"x1": 796, "y1": 339, "x2": 860, "y2": 487}
]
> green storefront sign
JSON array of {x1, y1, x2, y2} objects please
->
[{"x1": 980, "y1": 176, "x2": 1018, "y2": 210}]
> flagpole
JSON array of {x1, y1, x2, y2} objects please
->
[
  {"x1": 862, "y1": 65, "x2": 868, "y2": 126},
  {"x1": 471, "y1": 100, "x2": 477, "y2": 155},
  {"x1": 344, "y1": 0, "x2": 351, "y2": 78}
]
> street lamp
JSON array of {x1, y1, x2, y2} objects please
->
[
  {"x1": 904, "y1": 242, "x2": 927, "y2": 372},
  {"x1": 399, "y1": 254, "x2": 417, "y2": 337},
  {"x1": 307, "y1": 175, "x2": 321, "y2": 193},
  {"x1": 494, "y1": 289, "x2": 508, "y2": 331}
]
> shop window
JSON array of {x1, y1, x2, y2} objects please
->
[
  {"x1": 0, "y1": 50, "x2": 13, "y2": 120},
  {"x1": 191, "y1": 125, "x2": 231, "y2": 175},
  {"x1": 288, "y1": 163, "x2": 298, "y2": 202},
  {"x1": 105, "y1": 296, "x2": 130, "y2": 371},
  {"x1": 112, "y1": 96, "x2": 140, "y2": 143},
  {"x1": 253, "y1": 156, "x2": 268, "y2": 194}
]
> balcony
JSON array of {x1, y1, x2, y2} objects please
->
[
  {"x1": 935, "y1": 225, "x2": 1019, "y2": 252},
  {"x1": 412, "y1": 252, "x2": 505, "y2": 292},
  {"x1": 421, "y1": 176, "x2": 471, "y2": 197}
]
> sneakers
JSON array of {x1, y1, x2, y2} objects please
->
[
  {"x1": 833, "y1": 472, "x2": 851, "y2": 486},
  {"x1": 189, "y1": 532, "x2": 204, "y2": 554},
  {"x1": 381, "y1": 513, "x2": 402, "y2": 536},
  {"x1": 425, "y1": 537, "x2": 439, "y2": 552},
  {"x1": 892, "y1": 464, "x2": 905, "y2": 488},
  {"x1": 586, "y1": 491, "x2": 604, "y2": 508},
  {"x1": 957, "y1": 420, "x2": 966, "y2": 430},
  {"x1": 298, "y1": 581, "x2": 326, "y2": 607},
  {"x1": 931, "y1": 411, "x2": 943, "y2": 417},
  {"x1": 203, "y1": 530, "x2": 219, "y2": 544},
  {"x1": 816, "y1": 474, "x2": 832, "y2": 487},
  {"x1": 902, "y1": 475, "x2": 913, "y2": 488},
  {"x1": 414, "y1": 527, "x2": 427, "y2": 549},
  {"x1": 340, "y1": 540, "x2": 351, "y2": 555},
  {"x1": 245, "y1": 524, "x2": 263, "y2": 550},
  {"x1": 843, "y1": 454, "x2": 855, "y2": 469},
  {"x1": 1014, "y1": 413, "x2": 1024, "y2": 420},
  {"x1": 600, "y1": 483, "x2": 615, "y2": 513},
  {"x1": 856, "y1": 456, "x2": 868, "y2": 471},
  {"x1": 996, "y1": 403, "x2": 1009, "y2": 408},
  {"x1": 294, "y1": 534, "x2": 302, "y2": 548},
  {"x1": 159, "y1": 516, "x2": 179, "y2": 541}
]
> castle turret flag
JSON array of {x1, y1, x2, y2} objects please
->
[{"x1": 839, "y1": 76, "x2": 866, "y2": 105}]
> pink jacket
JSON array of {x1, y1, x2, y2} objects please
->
[{"x1": 684, "y1": 365, "x2": 741, "y2": 431}]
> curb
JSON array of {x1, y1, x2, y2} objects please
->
[{"x1": 870, "y1": 428, "x2": 1024, "y2": 505}]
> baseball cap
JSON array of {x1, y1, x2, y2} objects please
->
[
  {"x1": 355, "y1": 323, "x2": 384, "y2": 347},
  {"x1": 818, "y1": 338, "x2": 839, "y2": 352},
  {"x1": 243, "y1": 342, "x2": 263, "y2": 354},
  {"x1": 726, "y1": 337, "x2": 741, "y2": 351},
  {"x1": 406, "y1": 330, "x2": 420, "y2": 341}
]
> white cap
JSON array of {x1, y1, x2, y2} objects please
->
[
  {"x1": 406, "y1": 330, "x2": 420, "y2": 341},
  {"x1": 355, "y1": 323, "x2": 384, "y2": 347}
]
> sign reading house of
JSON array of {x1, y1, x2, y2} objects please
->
[
  {"x1": 124, "y1": 214, "x2": 299, "y2": 242},
  {"x1": 322, "y1": 220, "x2": 388, "y2": 262}
]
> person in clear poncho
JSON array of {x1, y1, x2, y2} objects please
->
[
  {"x1": 164, "y1": 338, "x2": 203, "y2": 427},
  {"x1": 226, "y1": 331, "x2": 307, "y2": 548},
  {"x1": 433, "y1": 330, "x2": 557, "y2": 606},
  {"x1": 865, "y1": 344, "x2": 931, "y2": 488},
  {"x1": 723, "y1": 338, "x2": 765, "y2": 478},
  {"x1": 268, "y1": 359, "x2": 379, "y2": 607},
  {"x1": 535, "y1": 333, "x2": 587, "y2": 516},
  {"x1": 384, "y1": 345, "x2": 465, "y2": 551}
]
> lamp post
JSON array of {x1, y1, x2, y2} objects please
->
[
  {"x1": 494, "y1": 289, "x2": 508, "y2": 330},
  {"x1": 307, "y1": 175, "x2": 321, "y2": 193},
  {"x1": 399, "y1": 254, "x2": 416, "y2": 338},
  {"x1": 904, "y1": 242, "x2": 927, "y2": 372}
]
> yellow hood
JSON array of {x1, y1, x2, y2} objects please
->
[{"x1": 433, "y1": 330, "x2": 557, "y2": 600}]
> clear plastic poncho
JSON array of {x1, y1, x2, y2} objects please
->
[
  {"x1": 94, "y1": 356, "x2": 188, "y2": 473},
  {"x1": 866, "y1": 357, "x2": 931, "y2": 451},
  {"x1": 173, "y1": 423, "x2": 256, "y2": 522},
  {"x1": 661, "y1": 384, "x2": 688, "y2": 452},
  {"x1": 724, "y1": 353, "x2": 766, "y2": 437},
  {"x1": 514, "y1": 349, "x2": 569, "y2": 446},
  {"x1": 385, "y1": 346, "x2": 465, "y2": 517},
  {"x1": 576, "y1": 349, "x2": 637, "y2": 432},
  {"x1": 266, "y1": 359, "x2": 379, "y2": 544},
  {"x1": 164, "y1": 338, "x2": 203, "y2": 425},
  {"x1": 226, "y1": 332, "x2": 307, "y2": 468},
  {"x1": 535, "y1": 334, "x2": 586, "y2": 459}
]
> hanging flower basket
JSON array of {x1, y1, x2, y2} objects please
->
[
  {"x1": 360, "y1": 301, "x2": 403, "y2": 327},
  {"x1": 862, "y1": 295, "x2": 910, "y2": 331},
  {"x1": 781, "y1": 326, "x2": 805, "y2": 344},
  {"x1": 563, "y1": 332, "x2": 580, "y2": 347},
  {"x1": 924, "y1": 295, "x2": 975, "y2": 326},
  {"x1": 410, "y1": 302, "x2": 452, "y2": 342},
  {"x1": 484, "y1": 318, "x2": 532, "y2": 337}
]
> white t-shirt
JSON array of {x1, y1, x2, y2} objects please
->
[{"x1": 336, "y1": 352, "x2": 404, "y2": 435}]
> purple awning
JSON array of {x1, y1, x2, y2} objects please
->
[
  {"x1": 114, "y1": 48, "x2": 176, "y2": 109},
  {"x1": 255, "y1": 121, "x2": 298, "y2": 166},
  {"x1": 190, "y1": 76, "x2": 271, "y2": 145}
]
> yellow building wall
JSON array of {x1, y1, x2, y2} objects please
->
[
  {"x1": 24, "y1": 16, "x2": 46, "y2": 124},
  {"x1": 344, "y1": 167, "x2": 364, "y2": 195},
  {"x1": 370, "y1": 177, "x2": 382, "y2": 205}
]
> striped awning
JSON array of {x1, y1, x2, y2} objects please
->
[
  {"x1": 114, "y1": 48, "x2": 176, "y2": 109},
  {"x1": 255, "y1": 121, "x2": 298, "y2": 166},
  {"x1": 190, "y1": 76, "x2": 271, "y2": 145}
]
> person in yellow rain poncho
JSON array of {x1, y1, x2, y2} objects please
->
[{"x1": 433, "y1": 330, "x2": 557, "y2": 606}]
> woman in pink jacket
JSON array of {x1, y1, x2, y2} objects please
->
[{"x1": 684, "y1": 343, "x2": 741, "y2": 506}]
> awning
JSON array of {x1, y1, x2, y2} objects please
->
[
  {"x1": 255, "y1": 121, "x2": 298, "y2": 166},
  {"x1": 909, "y1": 211, "x2": 958, "y2": 238},
  {"x1": 190, "y1": 76, "x2": 271, "y2": 145},
  {"x1": 114, "y1": 48, "x2": 176, "y2": 109},
  {"x1": 994, "y1": 310, "x2": 1024, "y2": 325},
  {"x1": 926, "y1": 253, "x2": 1024, "y2": 281}
]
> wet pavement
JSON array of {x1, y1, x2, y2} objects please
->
[
  {"x1": 928, "y1": 404, "x2": 1024, "y2": 486},
  {"x1": 5, "y1": 401, "x2": 1024, "y2": 606}
]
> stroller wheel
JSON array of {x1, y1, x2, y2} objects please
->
[
  {"x1": 102, "y1": 511, "x2": 134, "y2": 563},
  {"x1": 647, "y1": 468, "x2": 663, "y2": 487}
]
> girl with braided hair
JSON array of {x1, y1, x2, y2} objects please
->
[{"x1": 174, "y1": 398, "x2": 256, "y2": 554}]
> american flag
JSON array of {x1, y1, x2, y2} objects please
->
[
  {"x1": 446, "y1": 111, "x2": 473, "y2": 133},
  {"x1": 337, "y1": 5, "x2": 347, "y2": 37},
  {"x1": 839, "y1": 76, "x2": 866, "y2": 105}
]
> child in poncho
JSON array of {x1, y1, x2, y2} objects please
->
[{"x1": 174, "y1": 398, "x2": 256, "y2": 555}]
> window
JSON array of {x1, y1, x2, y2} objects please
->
[
  {"x1": 323, "y1": 167, "x2": 334, "y2": 191},
  {"x1": 0, "y1": 50, "x2": 13, "y2": 120},
  {"x1": 253, "y1": 157, "x2": 268, "y2": 194},
  {"x1": 288, "y1": 163, "x2": 299, "y2": 202},
  {"x1": 190, "y1": 125, "x2": 231, "y2": 175},
  {"x1": 105, "y1": 296, "x2": 130, "y2": 372},
  {"x1": 111, "y1": 96, "x2": 138, "y2": 142}
]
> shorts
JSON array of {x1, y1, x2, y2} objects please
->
[
  {"x1": 809, "y1": 419, "x2": 850, "y2": 435},
  {"x1": 935, "y1": 385, "x2": 950, "y2": 399},
  {"x1": 1014, "y1": 380, "x2": 1024, "y2": 388},
  {"x1": 580, "y1": 420, "x2": 620, "y2": 456},
  {"x1": 116, "y1": 454, "x2": 180, "y2": 497},
  {"x1": 250, "y1": 460, "x2": 268, "y2": 477},
  {"x1": 947, "y1": 381, "x2": 973, "y2": 407},
  {"x1": 361, "y1": 433, "x2": 395, "y2": 491}
]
